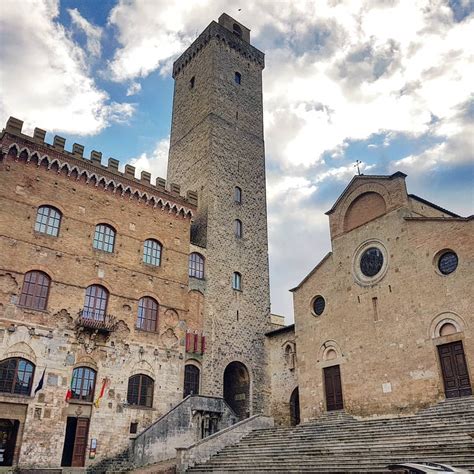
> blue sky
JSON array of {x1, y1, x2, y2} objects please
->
[{"x1": 1, "y1": 0, "x2": 473, "y2": 321}]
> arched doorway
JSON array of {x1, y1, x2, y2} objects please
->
[
  {"x1": 290, "y1": 387, "x2": 300, "y2": 426},
  {"x1": 223, "y1": 362, "x2": 250, "y2": 420}
]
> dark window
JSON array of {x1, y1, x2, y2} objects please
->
[
  {"x1": 235, "y1": 72, "x2": 241, "y2": 84},
  {"x1": 35, "y1": 205, "x2": 61, "y2": 236},
  {"x1": 70, "y1": 367, "x2": 96, "y2": 402},
  {"x1": 360, "y1": 247, "x2": 384, "y2": 277},
  {"x1": 234, "y1": 186, "x2": 242, "y2": 203},
  {"x1": 143, "y1": 239, "x2": 162, "y2": 266},
  {"x1": 19, "y1": 271, "x2": 51, "y2": 310},
  {"x1": 137, "y1": 297, "x2": 159, "y2": 332},
  {"x1": 234, "y1": 219, "x2": 242, "y2": 238},
  {"x1": 93, "y1": 224, "x2": 115, "y2": 253},
  {"x1": 184, "y1": 365, "x2": 200, "y2": 397},
  {"x1": 83, "y1": 285, "x2": 108, "y2": 321},
  {"x1": 233, "y1": 23, "x2": 242, "y2": 37},
  {"x1": 130, "y1": 422, "x2": 138, "y2": 434},
  {"x1": 189, "y1": 253, "x2": 205, "y2": 279},
  {"x1": 190, "y1": 76, "x2": 195, "y2": 89},
  {"x1": 0, "y1": 358, "x2": 35, "y2": 396},
  {"x1": 313, "y1": 296, "x2": 325, "y2": 316},
  {"x1": 127, "y1": 374, "x2": 154, "y2": 408},
  {"x1": 232, "y1": 272, "x2": 242, "y2": 290},
  {"x1": 438, "y1": 251, "x2": 458, "y2": 275}
]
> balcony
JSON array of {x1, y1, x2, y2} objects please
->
[{"x1": 76, "y1": 309, "x2": 117, "y2": 333}]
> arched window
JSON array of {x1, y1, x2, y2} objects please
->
[
  {"x1": 19, "y1": 271, "x2": 50, "y2": 310},
  {"x1": 143, "y1": 239, "x2": 162, "y2": 266},
  {"x1": 189, "y1": 253, "x2": 205, "y2": 279},
  {"x1": 83, "y1": 285, "x2": 108, "y2": 321},
  {"x1": 127, "y1": 374, "x2": 154, "y2": 408},
  {"x1": 233, "y1": 23, "x2": 242, "y2": 37},
  {"x1": 234, "y1": 186, "x2": 242, "y2": 203},
  {"x1": 137, "y1": 297, "x2": 159, "y2": 332},
  {"x1": 235, "y1": 71, "x2": 241, "y2": 84},
  {"x1": 70, "y1": 367, "x2": 96, "y2": 402},
  {"x1": 232, "y1": 272, "x2": 242, "y2": 291},
  {"x1": 35, "y1": 205, "x2": 61, "y2": 237},
  {"x1": 0, "y1": 358, "x2": 35, "y2": 396},
  {"x1": 184, "y1": 365, "x2": 200, "y2": 397},
  {"x1": 93, "y1": 224, "x2": 116, "y2": 253},
  {"x1": 234, "y1": 219, "x2": 242, "y2": 238}
]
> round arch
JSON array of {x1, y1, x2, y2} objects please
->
[{"x1": 223, "y1": 361, "x2": 250, "y2": 420}]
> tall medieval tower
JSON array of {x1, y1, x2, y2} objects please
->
[{"x1": 167, "y1": 14, "x2": 271, "y2": 417}]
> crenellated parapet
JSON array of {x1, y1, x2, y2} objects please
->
[
  {"x1": 172, "y1": 18, "x2": 264, "y2": 79},
  {"x1": 1, "y1": 117, "x2": 198, "y2": 218}
]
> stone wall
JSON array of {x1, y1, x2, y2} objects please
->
[{"x1": 293, "y1": 173, "x2": 473, "y2": 420}]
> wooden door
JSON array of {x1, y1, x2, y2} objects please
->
[
  {"x1": 438, "y1": 341, "x2": 472, "y2": 398},
  {"x1": 71, "y1": 418, "x2": 89, "y2": 467},
  {"x1": 324, "y1": 365, "x2": 343, "y2": 411}
]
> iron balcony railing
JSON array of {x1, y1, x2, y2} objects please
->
[{"x1": 77, "y1": 309, "x2": 117, "y2": 333}]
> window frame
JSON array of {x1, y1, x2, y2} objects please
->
[
  {"x1": 83, "y1": 285, "x2": 109, "y2": 321},
  {"x1": 0, "y1": 357, "x2": 35, "y2": 396},
  {"x1": 234, "y1": 219, "x2": 242, "y2": 238},
  {"x1": 18, "y1": 270, "x2": 51, "y2": 311},
  {"x1": 143, "y1": 239, "x2": 162, "y2": 267},
  {"x1": 232, "y1": 272, "x2": 242, "y2": 291},
  {"x1": 183, "y1": 364, "x2": 200, "y2": 398},
  {"x1": 189, "y1": 253, "x2": 205, "y2": 279},
  {"x1": 234, "y1": 186, "x2": 242, "y2": 203},
  {"x1": 34, "y1": 205, "x2": 62, "y2": 237},
  {"x1": 127, "y1": 374, "x2": 154, "y2": 408},
  {"x1": 70, "y1": 366, "x2": 97, "y2": 403},
  {"x1": 93, "y1": 223, "x2": 116, "y2": 253},
  {"x1": 137, "y1": 296, "x2": 159, "y2": 332}
]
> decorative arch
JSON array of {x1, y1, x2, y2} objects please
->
[
  {"x1": 3, "y1": 342, "x2": 37, "y2": 364},
  {"x1": 74, "y1": 355, "x2": 98, "y2": 371},
  {"x1": 131, "y1": 360, "x2": 155, "y2": 379},
  {"x1": 430, "y1": 312, "x2": 466, "y2": 339},
  {"x1": 223, "y1": 361, "x2": 251, "y2": 420},
  {"x1": 318, "y1": 340, "x2": 343, "y2": 362},
  {"x1": 344, "y1": 192, "x2": 386, "y2": 232}
]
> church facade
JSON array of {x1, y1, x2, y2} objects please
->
[{"x1": 292, "y1": 172, "x2": 473, "y2": 421}]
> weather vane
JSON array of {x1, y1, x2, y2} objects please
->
[{"x1": 354, "y1": 160, "x2": 362, "y2": 176}]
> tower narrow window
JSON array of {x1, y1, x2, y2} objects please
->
[
  {"x1": 189, "y1": 253, "x2": 205, "y2": 279},
  {"x1": 93, "y1": 224, "x2": 116, "y2": 253},
  {"x1": 232, "y1": 272, "x2": 242, "y2": 291},
  {"x1": 19, "y1": 271, "x2": 51, "y2": 310},
  {"x1": 190, "y1": 76, "x2": 195, "y2": 89},
  {"x1": 233, "y1": 23, "x2": 242, "y2": 38},
  {"x1": 143, "y1": 239, "x2": 162, "y2": 266},
  {"x1": 235, "y1": 72, "x2": 241, "y2": 85},
  {"x1": 137, "y1": 296, "x2": 159, "y2": 332},
  {"x1": 35, "y1": 205, "x2": 62, "y2": 237},
  {"x1": 234, "y1": 219, "x2": 242, "y2": 238},
  {"x1": 234, "y1": 186, "x2": 242, "y2": 203}
]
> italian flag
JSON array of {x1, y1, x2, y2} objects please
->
[{"x1": 65, "y1": 377, "x2": 73, "y2": 402}]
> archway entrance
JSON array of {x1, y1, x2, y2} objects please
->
[
  {"x1": 290, "y1": 387, "x2": 300, "y2": 426},
  {"x1": 223, "y1": 362, "x2": 250, "y2": 420}
]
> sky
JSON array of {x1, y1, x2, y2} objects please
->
[{"x1": 1, "y1": 0, "x2": 473, "y2": 322}]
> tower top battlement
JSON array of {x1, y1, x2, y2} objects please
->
[{"x1": 172, "y1": 14, "x2": 264, "y2": 79}]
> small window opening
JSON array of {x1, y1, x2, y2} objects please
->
[
  {"x1": 130, "y1": 422, "x2": 138, "y2": 434},
  {"x1": 234, "y1": 186, "x2": 242, "y2": 203},
  {"x1": 234, "y1": 72, "x2": 241, "y2": 85},
  {"x1": 190, "y1": 76, "x2": 195, "y2": 89},
  {"x1": 233, "y1": 23, "x2": 242, "y2": 38},
  {"x1": 372, "y1": 297, "x2": 379, "y2": 322}
]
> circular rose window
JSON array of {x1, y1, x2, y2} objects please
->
[
  {"x1": 438, "y1": 251, "x2": 458, "y2": 275},
  {"x1": 360, "y1": 247, "x2": 384, "y2": 277}
]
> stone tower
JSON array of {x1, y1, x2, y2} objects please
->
[{"x1": 167, "y1": 13, "x2": 270, "y2": 417}]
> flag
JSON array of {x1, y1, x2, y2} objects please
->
[
  {"x1": 94, "y1": 378, "x2": 108, "y2": 408},
  {"x1": 34, "y1": 368, "x2": 46, "y2": 395},
  {"x1": 65, "y1": 375, "x2": 73, "y2": 402}
]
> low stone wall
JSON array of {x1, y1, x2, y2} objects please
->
[{"x1": 175, "y1": 415, "x2": 274, "y2": 473}]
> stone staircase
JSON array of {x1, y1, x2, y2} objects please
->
[
  {"x1": 187, "y1": 396, "x2": 474, "y2": 473},
  {"x1": 86, "y1": 447, "x2": 132, "y2": 473}
]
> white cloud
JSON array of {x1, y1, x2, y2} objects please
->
[
  {"x1": 126, "y1": 82, "x2": 142, "y2": 96},
  {"x1": 129, "y1": 137, "x2": 170, "y2": 181},
  {"x1": 68, "y1": 8, "x2": 102, "y2": 57},
  {"x1": 0, "y1": 0, "x2": 134, "y2": 135}
]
